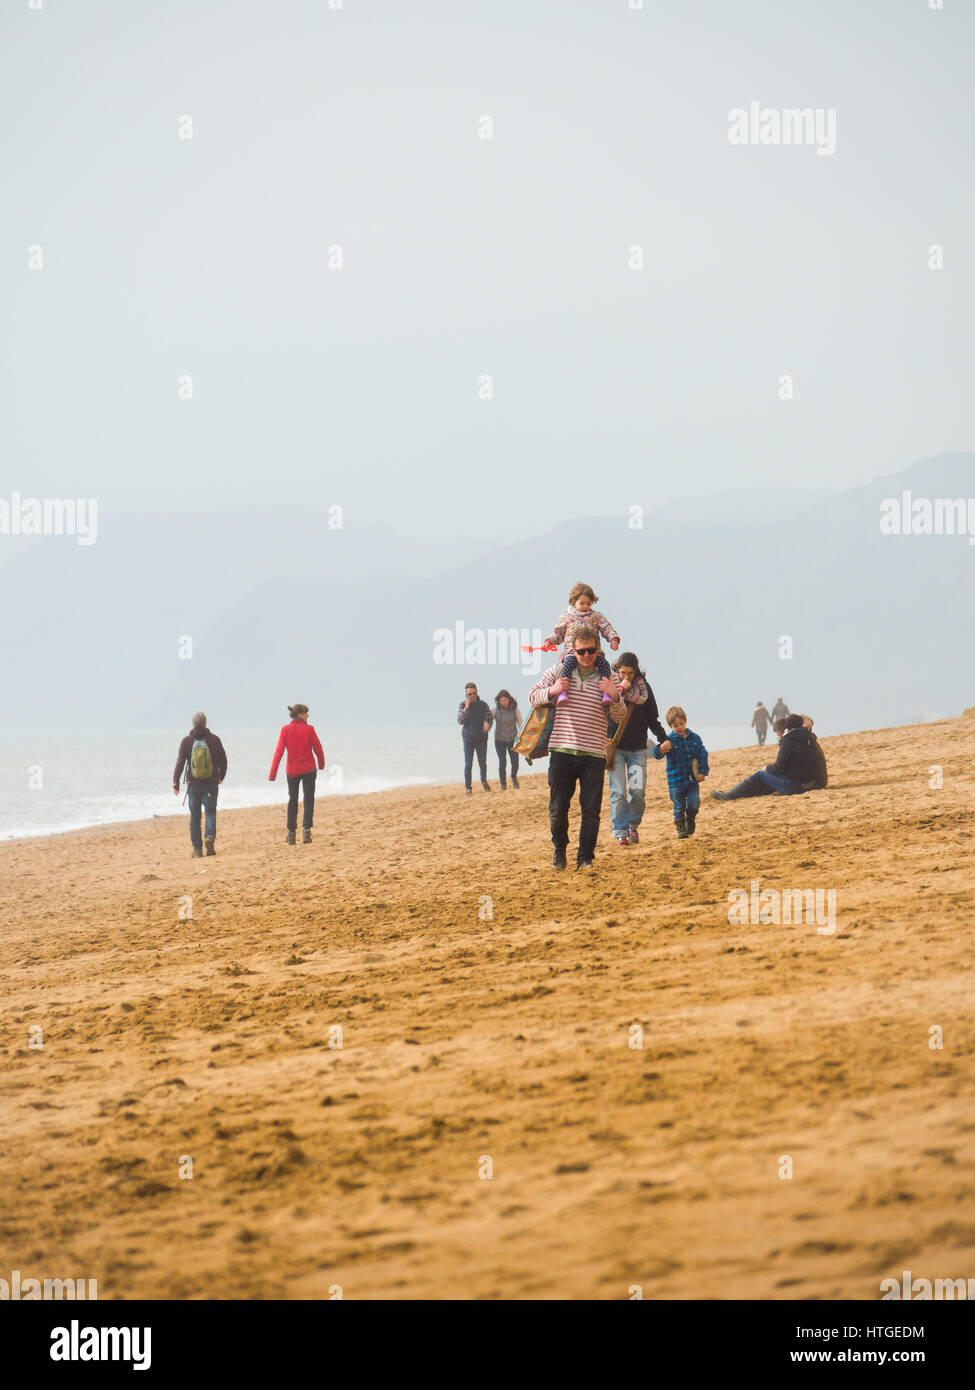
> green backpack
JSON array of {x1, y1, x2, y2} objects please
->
[
  {"x1": 189, "y1": 737, "x2": 213, "y2": 780},
  {"x1": 513, "y1": 704, "x2": 556, "y2": 765}
]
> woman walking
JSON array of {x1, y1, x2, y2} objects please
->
[
  {"x1": 268, "y1": 703, "x2": 326, "y2": 844},
  {"x1": 493, "y1": 689, "x2": 522, "y2": 789}
]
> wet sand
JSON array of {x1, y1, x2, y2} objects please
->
[{"x1": 1, "y1": 718, "x2": 973, "y2": 1300}]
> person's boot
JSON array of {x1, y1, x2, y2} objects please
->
[
  {"x1": 192, "y1": 845, "x2": 203, "y2": 858},
  {"x1": 552, "y1": 847, "x2": 567, "y2": 870},
  {"x1": 511, "y1": 774, "x2": 519, "y2": 789},
  {"x1": 205, "y1": 837, "x2": 215, "y2": 856},
  {"x1": 286, "y1": 829, "x2": 296, "y2": 845},
  {"x1": 302, "y1": 828, "x2": 312, "y2": 844},
  {"x1": 675, "y1": 816, "x2": 689, "y2": 839},
  {"x1": 685, "y1": 811, "x2": 697, "y2": 836},
  {"x1": 481, "y1": 781, "x2": 491, "y2": 791}
]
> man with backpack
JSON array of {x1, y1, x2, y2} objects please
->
[{"x1": 173, "y1": 712, "x2": 228, "y2": 856}]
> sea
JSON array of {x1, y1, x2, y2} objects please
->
[{"x1": 0, "y1": 724, "x2": 751, "y2": 842}]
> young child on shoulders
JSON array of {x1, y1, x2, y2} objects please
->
[
  {"x1": 546, "y1": 582, "x2": 621, "y2": 706},
  {"x1": 651, "y1": 704, "x2": 709, "y2": 839}
]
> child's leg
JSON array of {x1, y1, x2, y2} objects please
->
[
  {"x1": 556, "y1": 651, "x2": 576, "y2": 703},
  {"x1": 685, "y1": 782, "x2": 700, "y2": 834},
  {"x1": 595, "y1": 653, "x2": 612, "y2": 679},
  {"x1": 670, "y1": 787, "x2": 687, "y2": 825}
]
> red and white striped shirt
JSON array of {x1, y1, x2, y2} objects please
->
[{"x1": 529, "y1": 664, "x2": 626, "y2": 759}]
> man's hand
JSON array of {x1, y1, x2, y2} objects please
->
[
  {"x1": 483, "y1": 721, "x2": 490, "y2": 732},
  {"x1": 551, "y1": 676, "x2": 569, "y2": 698},
  {"x1": 172, "y1": 786, "x2": 179, "y2": 796},
  {"x1": 599, "y1": 677, "x2": 615, "y2": 697},
  {"x1": 609, "y1": 638, "x2": 619, "y2": 651},
  {"x1": 659, "y1": 740, "x2": 672, "y2": 753}
]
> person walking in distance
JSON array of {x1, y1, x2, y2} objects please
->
[
  {"x1": 493, "y1": 689, "x2": 522, "y2": 790},
  {"x1": 751, "y1": 701, "x2": 771, "y2": 746},
  {"x1": 771, "y1": 696, "x2": 790, "y2": 723},
  {"x1": 173, "y1": 711, "x2": 228, "y2": 857},
  {"x1": 458, "y1": 682, "x2": 494, "y2": 793},
  {"x1": 269, "y1": 703, "x2": 326, "y2": 844}
]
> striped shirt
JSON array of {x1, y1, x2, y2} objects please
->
[{"x1": 529, "y1": 663, "x2": 626, "y2": 759}]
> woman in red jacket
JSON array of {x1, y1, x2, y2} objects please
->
[{"x1": 268, "y1": 703, "x2": 326, "y2": 844}]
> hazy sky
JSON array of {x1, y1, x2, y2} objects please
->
[{"x1": 5, "y1": 0, "x2": 973, "y2": 543}]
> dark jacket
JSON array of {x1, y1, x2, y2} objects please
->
[
  {"x1": 173, "y1": 727, "x2": 228, "y2": 790},
  {"x1": 766, "y1": 727, "x2": 820, "y2": 786},
  {"x1": 808, "y1": 733, "x2": 828, "y2": 789},
  {"x1": 615, "y1": 680, "x2": 667, "y2": 751},
  {"x1": 457, "y1": 697, "x2": 493, "y2": 738}
]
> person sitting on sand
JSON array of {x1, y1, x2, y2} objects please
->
[
  {"x1": 772, "y1": 717, "x2": 788, "y2": 741},
  {"x1": 711, "y1": 714, "x2": 826, "y2": 801},
  {"x1": 608, "y1": 652, "x2": 667, "y2": 846},
  {"x1": 173, "y1": 711, "x2": 228, "y2": 857},
  {"x1": 269, "y1": 703, "x2": 326, "y2": 844},
  {"x1": 800, "y1": 715, "x2": 828, "y2": 789},
  {"x1": 751, "y1": 701, "x2": 771, "y2": 745},
  {"x1": 651, "y1": 705, "x2": 709, "y2": 839},
  {"x1": 493, "y1": 689, "x2": 522, "y2": 790},
  {"x1": 528, "y1": 625, "x2": 626, "y2": 870}
]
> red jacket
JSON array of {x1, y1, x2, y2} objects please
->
[{"x1": 269, "y1": 720, "x2": 325, "y2": 779}]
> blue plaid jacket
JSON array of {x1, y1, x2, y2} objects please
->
[{"x1": 652, "y1": 728, "x2": 709, "y2": 791}]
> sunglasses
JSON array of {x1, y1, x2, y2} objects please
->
[{"x1": 575, "y1": 647, "x2": 598, "y2": 656}]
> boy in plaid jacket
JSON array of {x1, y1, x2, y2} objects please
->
[{"x1": 651, "y1": 704, "x2": 709, "y2": 839}]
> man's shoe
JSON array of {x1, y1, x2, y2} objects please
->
[
  {"x1": 675, "y1": 818, "x2": 689, "y2": 839},
  {"x1": 465, "y1": 787, "x2": 472, "y2": 794},
  {"x1": 205, "y1": 837, "x2": 215, "y2": 856},
  {"x1": 685, "y1": 814, "x2": 697, "y2": 836},
  {"x1": 576, "y1": 858, "x2": 594, "y2": 870},
  {"x1": 511, "y1": 775, "x2": 519, "y2": 789},
  {"x1": 711, "y1": 790, "x2": 731, "y2": 802},
  {"x1": 481, "y1": 781, "x2": 491, "y2": 791},
  {"x1": 286, "y1": 830, "x2": 296, "y2": 845},
  {"x1": 192, "y1": 846, "x2": 203, "y2": 858},
  {"x1": 552, "y1": 848, "x2": 567, "y2": 870},
  {"x1": 302, "y1": 829, "x2": 312, "y2": 844},
  {"x1": 499, "y1": 783, "x2": 507, "y2": 791}
]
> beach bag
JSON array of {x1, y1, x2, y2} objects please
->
[
  {"x1": 189, "y1": 737, "x2": 213, "y2": 780},
  {"x1": 513, "y1": 704, "x2": 555, "y2": 765}
]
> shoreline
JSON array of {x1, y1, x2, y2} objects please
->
[{"x1": 0, "y1": 717, "x2": 957, "y2": 847}]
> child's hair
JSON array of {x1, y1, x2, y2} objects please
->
[
  {"x1": 494, "y1": 688, "x2": 515, "y2": 705},
  {"x1": 288, "y1": 703, "x2": 309, "y2": 717},
  {"x1": 665, "y1": 705, "x2": 686, "y2": 726},
  {"x1": 568, "y1": 581, "x2": 597, "y2": 606}
]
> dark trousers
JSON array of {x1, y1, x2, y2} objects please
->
[
  {"x1": 463, "y1": 735, "x2": 488, "y2": 788},
  {"x1": 188, "y1": 784, "x2": 218, "y2": 848},
  {"x1": 548, "y1": 750, "x2": 605, "y2": 863},
  {"x1": 669, "y1": 781, "x2": 701, "y2": 823},
  {"x1": 287, "y1": 770, "x2": 317, "y2": 830},
  {"x1": 727, "y1": 769, "x2": 806, "y2": 799},
  {"x1": 495, "y1": 739, "x2": 519, "y2": 787},
  {"x1": 755, "y1": 727, "x2": 767, "y2": 745}
]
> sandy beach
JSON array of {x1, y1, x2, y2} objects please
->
[{"x1": 1, "y1": 717, "x2": 973, "y2": 1301}]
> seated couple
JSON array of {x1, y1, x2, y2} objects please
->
[{"x1": 711, "y1": 714, "x2": 827, "y2": 801}]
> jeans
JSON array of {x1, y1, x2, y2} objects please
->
[
  {"x1": 755, "y1": 728, "x2": 767, "y2": 745},
  {"x1": 548, "y1": 750, "x2": 605, "y2": 863},
  {"x1": 188, "y1": 784, "x2": 218, "y2": 847},
  {"x1": 463, "y1": 735, "x2": 488, "y2": 789},
  {"x1": 287, "y1": 770, "x2": 317, "y2": 830},
  {"x1": 669, "y1": 781, "x2": 700, "y2": 823},
  {"x1": 495, "y1": 739, "x2": 519, "y2": 787},
  {"x1": 607, "y1": 748, "x2": 647, "y2": 838},
  {"x1": 727, "y1": 769, "x2": 806, "y2": 799}
]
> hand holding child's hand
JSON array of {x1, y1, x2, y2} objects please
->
[
  {"x1": 552, "y1": 677, "x2": 570, "y2": 697},
  {"x1": 660, "y1": 740, "x2": 672, "y2": 753},
  {"x1": 598, "y1": 677, "x2": 614, "y2": 697}
]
